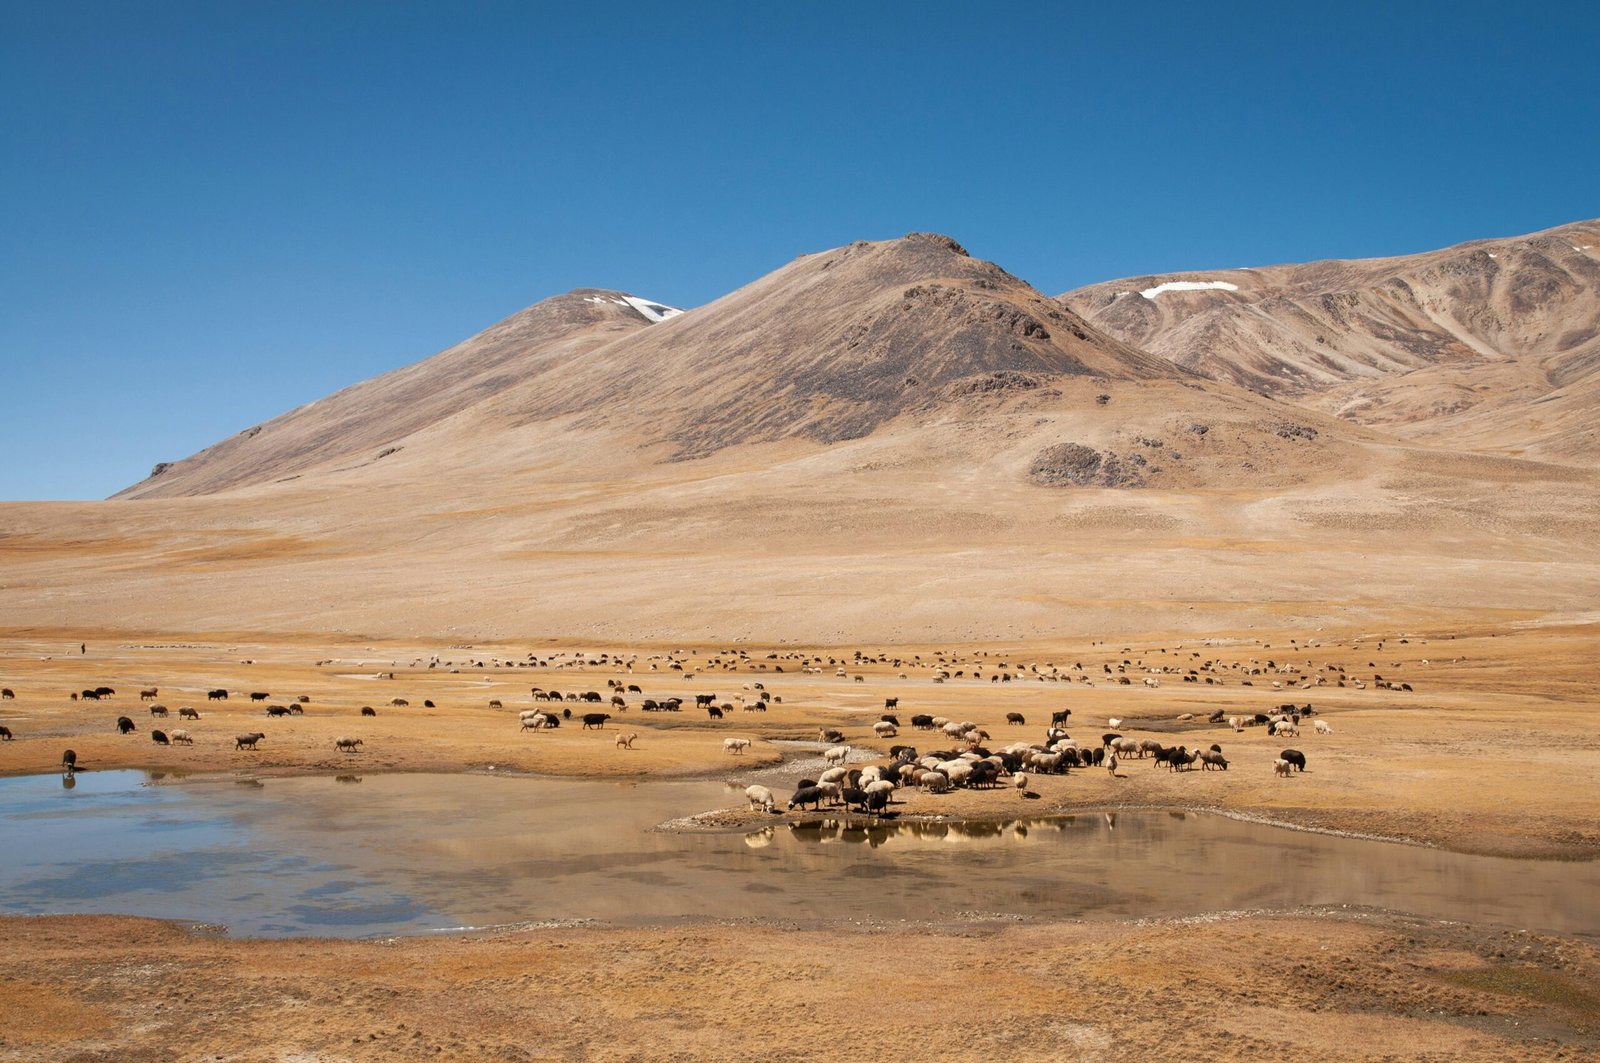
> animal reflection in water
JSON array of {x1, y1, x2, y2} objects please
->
[{"x1": 767, "y1": 817, "x2": 1081, "y2": 848}]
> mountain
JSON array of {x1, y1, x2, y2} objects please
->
[
  {"x1": 121, "y1": 233, "x2": 1185, "y2": 499},
  {"x1": 2, "y1": 230, "x2": 1596, "y2": 644},
  {"x1": 1059, "y1": 220, "x2": 1600, "y2": 458},
  {"x1": 117, "y1": 289, "x2": 660, "y2": 499}
]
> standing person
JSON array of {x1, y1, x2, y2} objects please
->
[{"x1": 80, "y1": 643, "x2": 86, "y2": 654}]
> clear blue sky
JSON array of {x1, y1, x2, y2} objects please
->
[{"x1": 3, "y1": 1, "x2": 1596, "y2": 500}]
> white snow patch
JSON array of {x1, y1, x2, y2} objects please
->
[
  {"x1": 1139, "y1": 280, "x2": 1240, "y2": 299},
  {"x1": 582, "y1": 294, "x2": 686, "y2": 322},
  {"x1": 619, "y1": 295, "x2": 685, "y2": 323}
]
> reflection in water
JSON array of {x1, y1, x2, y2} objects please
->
[
  {"x1": 60, "y1": 775, "x2": 75, "y2": 791},
  {"x1": 0, "y1": 771, "x2": 1595, "y2": 941}
]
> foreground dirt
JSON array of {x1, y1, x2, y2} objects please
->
[{"x1": 1, "y1": 912, "x2": 1598, "y2": 1062}]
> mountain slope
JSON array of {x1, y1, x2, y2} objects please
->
[
  {"x1": 1059, "y1": 219, "x2": 1600, "y2": 457},
  {"x1": 116, "y1": 290, "x2": 657, "y2": 499},
  {"x1": 118, "y1": 233, "x2": 1190, "y2": 498}
]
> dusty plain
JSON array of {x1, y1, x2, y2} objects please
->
[{"x1": 2, "y1": 620, "x2": 1598, "y2": 1061}]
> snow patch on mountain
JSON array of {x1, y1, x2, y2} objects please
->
[{"x1": 1140, "y1": 280, "x2": 1241, "y2": 299}]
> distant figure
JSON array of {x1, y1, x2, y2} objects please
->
[
  {"x1": 1106, "y1": 753, "x2": 1119, "y2": 778},
  {"x1": 80, "y1": 643, "x2": 86, "y2": 654}
]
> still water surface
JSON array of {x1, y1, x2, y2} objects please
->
[{"x1": 0, "y1": 770, "x2": 1594, "y2": 939}]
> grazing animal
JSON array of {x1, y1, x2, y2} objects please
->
[
  {"x1": 361, "y1": 706, "x2": 377, "y2": 717},
  {"x1": 235, "y1": 732, "x2": 265, "y2": 750},
  {"x1": 1279, "y1": 749, "x2": 1307, "y2": 772},
  {"x1": 335, "y1": 737, "x2": 363, "y2": 753},
  {"x1": 1274, "y1": 758, "x2": 1294, "y2": 778},
  {"x1": 581, "y1": 712, "x2": 611, "y2": 729},
  {"x1": 823, "y1": 745, "x2": 850, "y2": 767},
  {"x1": 788, "y1": 785, "x2": 826, "y2": 811},
  {"x1": 818, "y1": 728, "x2": 845, "y2": 744},
  {"x1": 178, "y1": 707, "x2": 200, "y2": 720},
  {"x1": 249, "y1": 692, "x2": 269, "y2": 702},
  {"x1": 116, "y1": 716, "x2": 136, "y2": 734},
  {"x1": 0, "y1": 688, "x2": 12, "y2": 699},
  {"x1": 0, "y1": 725, "x2": 12, "y2": 740},
  {"x1": 615, "y1": 732, "x2": 638, "y2": 749},
  {"x1": 151, "y1": 729, "x2": 170, "y2": 745},
  {"x1": 745, "y1": 784, "x2": 776, "y2": 812},
  {"x1": 1314, "y1": 720, "x2": 1333, "y2": 734},
  {"x1": 1013, "y1": 772, "x2": 1029, "y2": 792},
  {"x1": 706, "y1": 705, "x2": 724, "y2": 719},
  {"x1": 140, "y1": 688, "x2": 159, "y2": 700},
  {"x1": 911, "y1": 714, "x2": 935, "y2": 729},
  {"x1": 920, "y1": 771, "x2": 951, "y2": 794},
  {"x1": 265, "y1": 705, "x2": 291, "y2": 717},
  {"x1": 1005, "y1": 712, "x2": 1026, "y2": 726},
  {"x1": 389, "y1": 698, "x2": 409, "y2": 707},
  {"x1": 62, "y1": 749, "x2": 78, "y2": 771},
  {"x1": 207, "y1": 689, "x2": 228, "y2": 701},
  {"x1": 169, "y1": 729, "x2": 193, "y2": 745},
  {"x1": 488, "y1": 700, "x2": 503, "y2": 709},
  {"x1": 873, "y1": 721, "x2": 898, "y2": 738},
  {"x1": 149, "y1": 704, "x2": 168, "y2": 717},
  {"x1": 884, "y1": 697, "x2": 899, "y2": 710},
  {"x1": 1108, "y1": 717, "x2": 1123, "y2": 730},
  {"x1": 1199, "y1": 749, "x2": 1229, "y2": 770},
  {"x1": 1106, "y1": 753, "x2": 1118, "y2": 777},
  {"x1": 722, "y1": 737, "x2": 751, "y2": 754}
]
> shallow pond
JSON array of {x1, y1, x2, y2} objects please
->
[{"x1": 1, "y1": 770, "x2": 1595, "y2": 939}]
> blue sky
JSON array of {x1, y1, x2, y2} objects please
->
[{"x1": 3, "y1": 1, "x2": 1596, "y2": 500}]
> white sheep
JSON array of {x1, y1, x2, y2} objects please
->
[
  {"x1": 944, "y1": 761, "x2": 974, "y2": 787},
  {"x1": 823, "y1": 744, "x2": 850, "y2": 766},
  {"x1": 1229, "y1": 715, "x2": 1245, "y2": 732},
  {"x1": 334, "y1": 736, "x2": 363, "y2": 753},
  {"x1": 1108, "y1": 717, "x2": 1123, "y2": 730},
  {"x1": 745, "y1": 784, "x2": 775, "y2": 812},
  {"x1": 920, "y1": 770, "x2": 951, "y2": 793},
  {"x1": 818, "y1": 766, "x2": 850, "y2": 787},
  {"x1": 873, "y1": 721, "x2": 898, "y2": 738},
  {"x1": 615, "y1": 731, "x2": 637, "y2": 749},
  {"x1": 1013, "y1": 772, "x2": 1029, "y2": 792},
  {"x1": 723, "y1": 737, "x2": 751, "y2": 755},
  {"x1": 1314, "y1": 720, "x2": 1333, "y2": 734},
  {"x1": 816, "y1": 781, "x2": 843, "y2": 804},
  {"x1": 1274, "y1": 758, "x2": 1294, "y2": 777},
  {"x1": 864, "y1": 779, "x2": 896, "y2": 799},
  {"x1": 168, "y1": 728, "x2": 193, "y2": 745}
]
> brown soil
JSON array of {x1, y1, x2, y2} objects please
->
[{"x1": 2, "y1": 622, "x2": 1598, "y2": 1060}]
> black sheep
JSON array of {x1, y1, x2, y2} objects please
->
[
  {"x1": 1280, "y1": 749, "x2": 1307, "y2": 772},
  {"x1": 116, "y1": 716, "x2": 136, "y2": 734},
  {"x1": 788, "y1": 785, "x2": 826, "y2": 811}
]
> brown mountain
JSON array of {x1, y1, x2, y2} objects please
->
[
  {"x1": 121, "y1": 233, "x2": 1184, "y2": 499},
  {"x1": 117, "y1": 289, "x2": 656, "y2": 499},
  {"x1": 1059, "y1": 219, "x2": 1600, "y2": 459},
  {"x1": 2, "y1": 231, "x2": 1596, "y2": 644}
]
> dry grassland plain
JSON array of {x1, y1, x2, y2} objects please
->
[{"x1": 1, "y1": 620, "x2": 1598, "y2": 1061}]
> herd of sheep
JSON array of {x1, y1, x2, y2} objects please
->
[{"x1": 0, "y1": 638, "x2": 1383, "y2": 824}]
